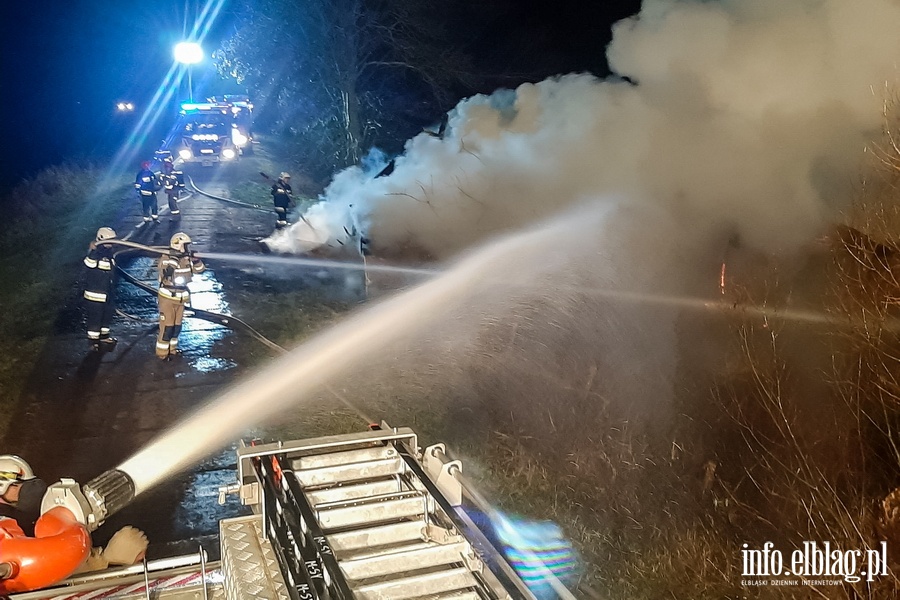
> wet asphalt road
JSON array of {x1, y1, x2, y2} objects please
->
[{"x1": 0, "y1": 154, "x2": 355, "y2": 558}]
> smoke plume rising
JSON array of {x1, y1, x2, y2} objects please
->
[
  {"x1": 259, "y1": 0, "x2": 900, "y2": 437},
  {"x1": 267, "y1": 0, "x2": 900, "y2": 259}
]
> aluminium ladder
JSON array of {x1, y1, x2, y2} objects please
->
[{"x1": 244, "y1": 427, "x2": 530, "y2": 600}]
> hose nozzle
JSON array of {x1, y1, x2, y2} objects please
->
[
  {"x1": 83, "y1": 470, "x2": 135, "y2": 524},
  {"x1": 40, "y1": 470, "x2": 135, "y2": 532}
]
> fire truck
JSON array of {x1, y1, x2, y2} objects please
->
[
  {"x1": 169, "y1": 100, "x2": 252, "y2": 166},
  {"x1": 207, "y1": 95, "x2": 254, "y2": 155},
  {"x1": 4, "y1": 425, "x2": 576, "y2": 600}
]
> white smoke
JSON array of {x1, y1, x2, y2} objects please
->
[
  {"x1": 266, "y1": 0, "x2": 900, "y2": 259},
  {"x1": 257, "y1": 0, "x2": 900, "y2": 437}
]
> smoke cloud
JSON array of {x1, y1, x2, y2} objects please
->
[
  {"x1": 258, "y1": 0, "x2": 900, "y2": 438},
  {"x1": 267, "y1": 0, "x2": 900, "y2": 259}
]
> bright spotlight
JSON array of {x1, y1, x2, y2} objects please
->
[
  {"x1": 222, "y1": 148, "x2": 236, "y2": 160},
  {"x1": 178, "y1": 149, "x2": 192, "y2": 160},
  {"x1": 231, "y1": 129, "x2": 248, "y2": 146},
  {"x1": 174, "y1": 42, "x2": 204, "y2": 65}
]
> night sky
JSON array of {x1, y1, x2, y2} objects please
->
[{"x1": 0, "y1": 0, "x2": 641, "y2": 189}]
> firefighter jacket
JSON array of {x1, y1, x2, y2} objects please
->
[
  {"x1": 172, "y1": 168, "x2": 185, "y2": 190},
  {"x1": 83, "y1": 242, "x2": 116, "y2": 302},
  {"x1": 158, "y1": 253, "x2": 205, "y2": 302},
  {"x1": 134, "y1": 168, "x2": 160, "y2": 197},
  {"x1": 271, "y1": 180, "x2": 293, "y2": 205},
  {"x1": 161, "y1": 172, "x2": 180, "y2": 195}
]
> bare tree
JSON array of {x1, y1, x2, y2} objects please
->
[{"x1": 216, "y1": 0, "x2": 474, "y2": 174}]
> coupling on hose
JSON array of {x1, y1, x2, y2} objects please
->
[{"x1": 39, "y1": 470, "x2": 135, "y2": 532}]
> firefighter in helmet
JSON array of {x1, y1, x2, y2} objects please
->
[
  {"x1": 161, "y1": 158, "x2": 182, "y2": 215},
  {"x1": 0, "y1": 455, "x2": 149, "y2": 582},
  {"x1": 156, "y1": 232, "x2": 205, "y2": 359},
  {"x1": 134, "y1": 161, "x2": 160, "y2": 223},
  {"x1": 82, "y1": 227, "x2": 119, "y2": 351},
  {"x1": 0, "y1": 455, "x2": 47, "y2": 537},
  {"x1": 271, "y1": 172, "x2": 293, "y2": 229}
]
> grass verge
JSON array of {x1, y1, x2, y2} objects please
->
[{"x1": 0, "y1": 164, "x2": 128, "y2": 437}]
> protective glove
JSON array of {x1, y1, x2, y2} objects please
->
[
  {"x1": 101, "y1": 526, "x2": 149, "y2": 565},
  {"x1": 72, "y1": 548, "x2": 109, "y2": 574}
]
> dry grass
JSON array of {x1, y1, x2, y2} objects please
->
[
  {"x1": 0, "y1": 164, "x2": 127, "y2": 438},
  {"x1": 235, "y1": 96, "x2": 900, "y2": 599}
]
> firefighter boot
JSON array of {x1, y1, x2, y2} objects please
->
[{"x1": 99, "y1": 337, "x2": 118, "y2": 352}]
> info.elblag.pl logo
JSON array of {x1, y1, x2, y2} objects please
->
[{"x1": 741, "y1": 542, "x2": 888, "y2": 586}]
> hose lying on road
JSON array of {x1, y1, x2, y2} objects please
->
[
  {"x1": 187, "y1": 175, "x2": 271, "y2": 213},
  {"x1": 113, "y1": 254, "x2": 286, "y2": 355}
]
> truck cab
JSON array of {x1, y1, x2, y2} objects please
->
[
  {"x1": 171, "y1": 103, "x2": 241, "y2": 166},
  {"x1": 208, "y1": 95, "x2": 255, "y2": 155}
]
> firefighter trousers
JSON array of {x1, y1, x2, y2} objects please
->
[
  {"x1": 141, "y1": 193, "x2": 159, "y2": 222},
  {"x1": 157, "y1": 292, "x2": 187, "y2": 358},
  {"x1": 274, "y1": 199, "x2": 289, "y2": 228},
  {"x1": 166, "y1": 191, "x2": 180, "y2": 214},
  {"x1": 85, "y1": 293, "x2": 115, "y2": 341}
]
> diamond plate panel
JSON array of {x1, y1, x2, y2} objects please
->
[{"x1": 221, "y1": 516, "x2": 291, "y2": 600}]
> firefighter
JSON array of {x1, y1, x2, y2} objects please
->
[
  {"x1": 0, "y1": 455, "x2": 148, "y2": 582},
  {"x1": 83, "y1": 227, "x2": 118, "y2": 351},
  {"x1": 156, "y1": 232, "x2": 205, "y2": 359},
  {"x1": 271, "y1": 172, "x2": 293, "y2": 229},
  {"x1": 134, "y1": 161, "x2": 160, "y2": 223},
  {"x1": 0, "y1": 455, "x2": 48, "y2": 537},
  {"x1": 161, "y1": 158, "x2": 181, "y2": 215}
]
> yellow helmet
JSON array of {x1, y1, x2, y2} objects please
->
[
  {"x1": 170, "y1": 232, "x2": 192, "y2": 252},
  {"x1": 96, "y1": 227, "x2": 117, "y2": 241}
]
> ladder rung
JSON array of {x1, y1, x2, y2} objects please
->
[
  {"x1": 307, "y1": 478, "x2": 402, "y2": 507},
  {"x1": 318, "y1": 495, "x2": 431, "y2": 531},
  {"x1": 340, "y1": 541, "x2": 471, "y2": 581},
  {"x1": 329, "y1": 520, "x2": 427, "y2": 553},
  {"x1": 353, "y1": 566, "x2": 479, "y2": 600},
  {"x1": 295, "y1": 457, "x2": 405, "y2": 487},
  {"x1": 291, "y1": 445, "x2": 397, "y2": 470},
  {"x1": 411, "y1": 593, "x2": 481, "y2": 600}
]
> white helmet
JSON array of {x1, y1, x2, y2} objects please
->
[
  {"x1": 0, "y1": 455, "x2": 35, "y2": 496},
  {"x1": 96, "y1": 227, "x2": 117, "y2": 242},
  {"x1": 170, "y1": 232, "x2": 192, "y2": 252},
  {"x1": 279, "y1": 172, "x2": 291, "y2": 180}
]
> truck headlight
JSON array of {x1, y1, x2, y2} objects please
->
[
  {"x1": 179, "y1": 149, "x2": 192, "y2": 160},
  {"x1": 232, "y1": 130, "x2": 248, "y2": 146},
  {"x1": 222, "y1": 148, "x2": 236, "y2": 160}
]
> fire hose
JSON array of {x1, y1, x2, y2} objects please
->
[
  {"x1": 112, "y1": 253, "x2": 285, "y2": 354},
  {"x1": 0, "y1": 241, "x2": 286, "y2": 592},
  {"x1": 0, "y1": 508, "x2": 92, "y2": 594},
  {"x1": 0, "y1": 472, "x2": 132, "y2": 593}
]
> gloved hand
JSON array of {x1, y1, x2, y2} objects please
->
[
  {"x1": 102, "y1": 526, "x2": 149, "y2": 565},
  {"x1": 72, "y1": 548, "x2": 109, "y2": 574}
]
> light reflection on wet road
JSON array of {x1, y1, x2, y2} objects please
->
[
  {"x1": 100, "y1": 181, "x2": 264, "y2": 557},
  {"x1": 117, "y1": 255, "x2": 237, "y2": 374}
]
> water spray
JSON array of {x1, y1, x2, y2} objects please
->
[{"x1": 196, "y1": 251, "x2": 436, "y2": 277}]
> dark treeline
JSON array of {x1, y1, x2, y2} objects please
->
[{"x1": 213, "y1": 0, "x2": 641, "y2": 179}]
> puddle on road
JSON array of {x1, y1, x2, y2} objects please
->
[
  {"x1": 170, "y1": 447, "x2": 248, "y2": 543},
  {"x1": 113, "y1": 258, "x2": 245, "y2": 555},
  {"x1": 117, "y1": 256, "x2": 236, "y2": 374}
]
